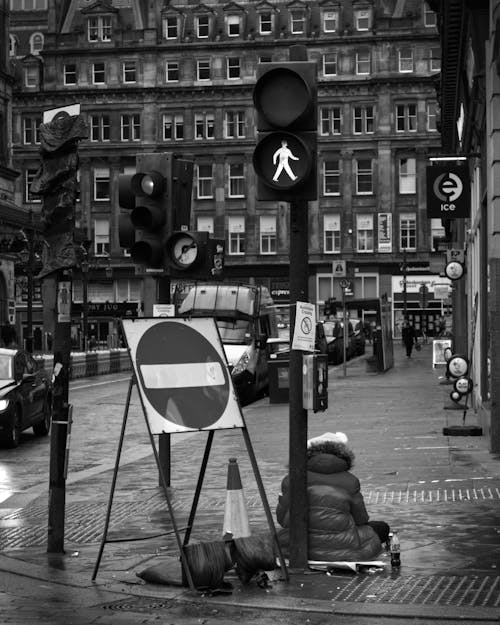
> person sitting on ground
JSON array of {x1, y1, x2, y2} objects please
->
[{"x1": 275, "y1": 432, "x2": 389, "y2": 562}]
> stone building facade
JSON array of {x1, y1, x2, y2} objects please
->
[{"x1": 10, "y1": 0, "x2": 443, "y2": 347}]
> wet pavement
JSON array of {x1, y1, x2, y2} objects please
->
[{"x1": 0, "y1": 342, "x2": 499, "y2": 624}]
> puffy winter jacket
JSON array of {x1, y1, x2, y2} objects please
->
[{"x1": 276, "y1": 442, "x2": 382, "y2": 561}]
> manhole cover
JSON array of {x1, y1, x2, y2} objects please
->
[{"x1": 101, "y1": 597, "x2": 176, "y2": 612}]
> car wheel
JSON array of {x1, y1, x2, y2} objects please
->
[
  {"x1": 3, "y1": 407, "x2": 22, "y2": 449},
  {"x1": 33, "y1": 394, "x2": 51, "y2": 437}
]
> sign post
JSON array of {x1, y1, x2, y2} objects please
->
[{"x1": 339, "y1": 279, "x2": 351, "y2": 378}]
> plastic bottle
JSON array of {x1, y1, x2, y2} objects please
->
[{"x1": 390, "y1": 530, "x2": 401, "y2": 567}]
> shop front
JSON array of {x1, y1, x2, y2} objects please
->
[
  {"x1": 391, "y1": 274, "x2": 452, "y2": 339},
  {"x1": 71, "y1": 301, "x2": 139, "y2": 351}
]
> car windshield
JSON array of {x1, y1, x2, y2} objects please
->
[
  {"x1": 0, "y1": 355, "x2": 13, "y2": 379},
  {"x1": 216, "y1": 319, "x2": 253, "y2": 345}
]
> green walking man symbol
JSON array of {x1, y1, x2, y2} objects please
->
[{"x1": 273, "y1": 139, "x2": 299, "y2": 182}]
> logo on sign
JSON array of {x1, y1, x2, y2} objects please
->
[{"x1": 433, "y1": 172, "x2": 463, "y2": 211}]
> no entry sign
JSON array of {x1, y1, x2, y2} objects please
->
[{"x1": 122, "y1": 317, "x2": 244, "y2": 433}]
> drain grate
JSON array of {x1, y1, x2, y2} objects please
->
[
  {"x1": 332, "y1": 574, "x2": 500, "y2": 607},
  {"x1": 102, "y1": 598, "x2": 177, "y2": 612}
]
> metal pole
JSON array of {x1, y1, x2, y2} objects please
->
[
  {"x1": 82, "y1": 268, "x2": 88, "y2": 352},
  {"x1": 157, "y1": 275, "x2": 171, "y2": 486},
  {"x1": 342, "y1": 286, "x2": 347, "y2": 377},
  {"x1": 402, "y1": 248, "x2": 407, "y2": 316},
  {"x1": 288, "y1": 199, "x2": 308, "y2": 569}
]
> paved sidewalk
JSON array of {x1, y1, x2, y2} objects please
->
[{"x1": 0, "y1": 341, "x2": 500, "y2": 624}]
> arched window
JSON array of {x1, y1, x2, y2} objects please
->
[
  {"x1": 9, "y1": 35, "x2": 17, "y2": 57},
  {"x1": 30, "y1": 32, "x2": 44, "y2": 55}
]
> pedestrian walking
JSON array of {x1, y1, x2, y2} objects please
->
[
  {"x1": 275, "y1": 432, "x2": 390, "y2": 562},
  {"x1": 401, "y1": 317, "x2": 417, "y2": 358}
]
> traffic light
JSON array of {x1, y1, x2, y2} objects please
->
[
  {"x1": 118, "y1": 153, "x2": 172, "y2": 269},
  {"x1": 165, "y1": 231, "x2": 224, "y2": 280},
  {"x1": 252, "y1": 51, "x2": 317, "y2": 202}
]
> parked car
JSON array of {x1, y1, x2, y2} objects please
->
[{"x1": 0, "y1": 348, "x2": 52, "y2": 448}]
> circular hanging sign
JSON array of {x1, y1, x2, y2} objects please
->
[
  {"x1": 450, "y1": 390, "x2": 463, "y2": 404},
  {"x1": 443, "y1": 346, "x2": 453, "y2": 362},
  {"x1": 445, "y1": 261, "x2": 464, "y2": 281},
  {"x1": 447, "y1": 354, "x2": 469, "y2": 379},
  {"x1": 454, "y1": 377, "x2": 473, "y2": 395}
]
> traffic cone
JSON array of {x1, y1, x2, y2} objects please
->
[{"x1": 222, "y1": 458, "x2": 250, "y2": 539}]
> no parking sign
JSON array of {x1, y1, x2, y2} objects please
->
[{"x1": 121, "y1": 317, "x2": 244, "y2": 433}]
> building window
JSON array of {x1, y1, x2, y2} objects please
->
[
  {"x1": 94, "y1": 219, "x2": 110, "y2": 256},
  {"x1": 228, "y1": 216, "x2": 245, "y2": 255},
  {"x1": 356, "y1": 215, "x2": 374, "y2": 252},
  {"x1": 13, "y1": 0, "x2": 47, "y2": 9},
  {"x1": 426, "y1": 102, "x2": 438, "y2": 131},
  {"x1": 195, "y1": 113, "x2": 214, "y2": 139},
  {"x1": 323, "y1": 160, "x2": 340, "y2": 195},
  {"x1": 196, "y1": 15, "x2": 210, "y2": 38},
  {"x1": 92, "y1": 62, "x2": 106, "y2": 84},
  {"x1": 25, "y1": 65, "x2": 38, "y2": 87},
  {"x1": 356, "y1": 50, "x2": 371, "y2": 75},
  {"x1": 324, "y1": 214, "x2": 341, "y2": 253},
  {"x1": 355, "y1": 159, "x2": 373, "y2": 194},
  {"x1": 93, "y1": 168, "x2": 110, "y2": 201},
  {"x1": 25, "y1": 168, "x2": 40, "y2": 203},
  {"x1": 90, "y1": 115, "x2": 110, "y2": 142},
  {"x1": 424, "y1": 4, "x2": 437, "y2": 27},
  {"x1": 162, "y1": 114, "x2": 184, "y2": 140},
  {"x1": 323, "y1": 53, "x2": 338, "y2": 76},
  {"x1": 225, "y1": 111, "x2": 245, "y2": 138},
  {"x1": 197, "y1": 216, "x2": 214, "y2": 234},
  {"x1": 400, "y1": 213, "x2": 416, "y2": 251},
  {"x1": 23, "y1": 117, "x2": 41, "y2": 144},
  {"x1": 260, "y1": 216, "x2": 276, "y2": 254},
  {"x1": 122, "y1": 61, "x2": 136, "y2": 83},
  {"x1": 163, "y1": 16, "x2": 178, "y2": 39},
  {"x1": 9, "y1": 35, "x2": 17, "y2": 57},
  {"x1": 399, "y1": 48, "x2": 414, "y2": 73},
  {"x1": 320, "y1": 107, "x2": 342, "y2": 135},
  {"x1": 30, "y1": 32, "x2": 44, "y2": 55},
  {"x1": 64, "y1": 63, "x2": 77, "y2": 85},
  {"x1": 197, "y1": 59, "x2": 210, "y2": 81},
  {"x1": 396, "y1": 103, "x2": 417, "y2": 132},
  {"x1": 353, "y1": 105, "x2": 374, "y2": 134},
  {"x1": 290, "y1": 10, "x2": 305, "y2": 34},
  {"x1": 323, "y1": 10, "x2": 338, "y2": 33},
  {"x1": 166, "y1": 61, "x2": 179, "y2": 82},
  {"x1": 430, "y1": 218, "x2": 445, "y2": 251},
  {"x1": 228, "y1": 163, "x2": 245, "y2": 198},
  {"x1": 227, "y1": 57, "x2": 241, "y2": 79},
  {"x1": 120, "y1": 114, "x2": 141, "y2": 141},
  {"x1": 226, "y1": 15, "x2": 241, "y2": 37},
  {"x1": 88, "y1": 16, "x2": 112, "y2": 42},
  {"x1": 196, "y1": 164, "x2": 213, "y2": 199},
  {"x1": 430, "y1": 47, "x2": 441, "y2": 72},
  {"x1": 259, "y1": 12, "x2": 273, "y2": 34},
  {"x1": 399, "y1": 157, "x2": 416, "y2": 194},
  {"x1": 355, "y1": 9, "x2": 370, "y2": 31}
]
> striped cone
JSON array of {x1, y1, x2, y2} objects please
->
[{"x1": 222, "y1": 458, "x2": 251, "y2": 539}]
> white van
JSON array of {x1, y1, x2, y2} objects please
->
[{"x1": 177, "y1": 283, "x2": 278, "y2": 405}]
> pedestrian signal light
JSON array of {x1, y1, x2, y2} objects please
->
[{"x1": 252, "y1": 51, "x2": 317, "y2": 202}]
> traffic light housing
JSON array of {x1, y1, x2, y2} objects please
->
[
  {"x1": 118, "y1": 153, "x2": 194, "y2": 271},
  {"x1": 165, "y1": 231, "x2": 224, "y2": 280},
  {"x1": 253, "y1": 58, "x2": 317, "y2": 202},
  {"x1": 118, "y1": 153, "x2": 172, "y2": 269}
]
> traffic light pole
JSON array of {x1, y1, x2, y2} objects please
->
[
  {"x1": 157, "y1": 275, "x2": 171, "y2": 487},
  {"x1": 288, "y1": 200, "x2": 309, "y2": 569}
]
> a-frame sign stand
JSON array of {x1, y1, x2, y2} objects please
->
[{"x1": 92, "y1": 319, "x2": 289, "y2": 588}]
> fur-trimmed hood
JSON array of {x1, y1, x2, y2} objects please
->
[{"x1": 306, "y1": 440, "x2": 355, "y2": 473}]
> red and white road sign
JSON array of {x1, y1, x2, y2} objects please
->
[{"x1": 121, "y1": 317, "x2": 244, "y2": 433}]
